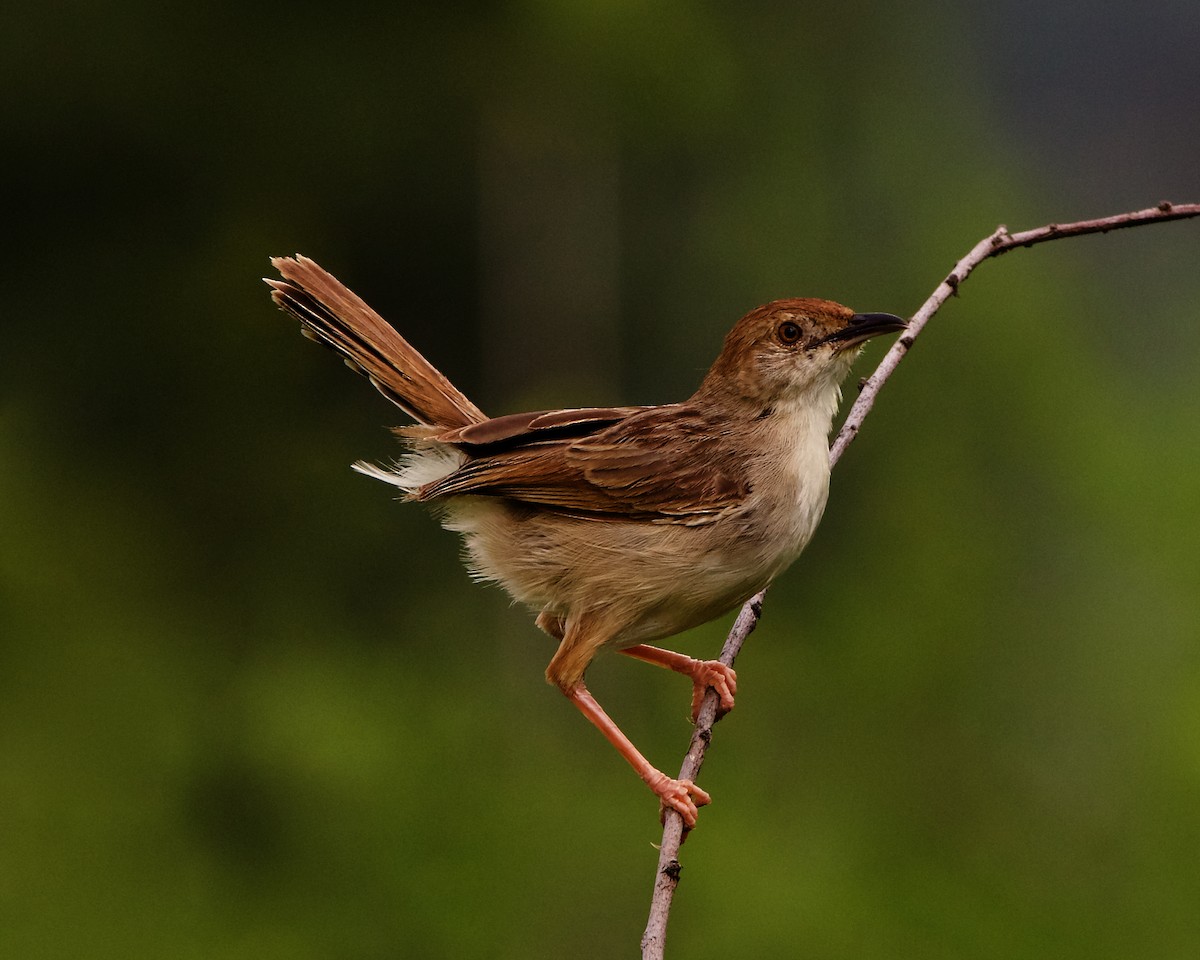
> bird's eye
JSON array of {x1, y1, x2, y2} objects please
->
[{"x1": 777, "y1": 320, "x2": 802, "y2": 345}]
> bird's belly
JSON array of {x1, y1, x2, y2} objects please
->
[
  {"x1": 622, "y1": 490, "x2": 828, "y2": 641},
  {"x1": 443, "y1": 477, "x2": 829, "y2": 647}
]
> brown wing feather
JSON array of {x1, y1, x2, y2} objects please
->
[
  {"x1": 432, "y1": 406, "x2": 648, "y2": 450},
  {"x1": 419, "y1": 405, "x2": 748, "y2": 523}
]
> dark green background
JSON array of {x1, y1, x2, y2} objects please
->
[{"x1": 3, "y1": 3, "x2": 1199, "y2": 957}]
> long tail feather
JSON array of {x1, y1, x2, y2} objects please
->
[{"x1": 266, "y1": 255, "x2": 486, "y2": 429}]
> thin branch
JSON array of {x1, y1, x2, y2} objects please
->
[
  {"x1": 640, "y1": 200, "x2": 1200, "y2": 959},
  {"x1": 831, "y1": 201, "x2": 1200, "y2": 464},
  {"x1": 640, "y1": 591, "x2": 764, "y2": 958}
]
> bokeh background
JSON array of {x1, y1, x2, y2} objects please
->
[{"x1": 3, "y1": 2, "x2": 1199, "y2": 957}]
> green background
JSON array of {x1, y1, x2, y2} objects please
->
[{"x1": 3, "y1": 3, "x2": 1199, "y2": 957}]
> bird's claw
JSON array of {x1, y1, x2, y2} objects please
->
[
  {"x1": 688, "y1": 660, "x2": 738, "y2": 723},
  {"x1": 649, "y1": 774, "x2": 711, "y2": 829}
]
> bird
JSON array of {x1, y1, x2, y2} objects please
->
[{"x1": 266, "y1": 255, "x2": 905, "y2": 827}]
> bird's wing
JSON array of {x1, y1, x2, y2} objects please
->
[
  {"x1": 418, "y1": 405, "x2": 748, "y2": 524},
  {"x1": 429, "y1": 406, "x2": 646, "y2": 449}
]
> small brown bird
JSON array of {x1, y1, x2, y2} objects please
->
[{"x1": 267, "y1": 255, "x2": 904, "y2": 827}]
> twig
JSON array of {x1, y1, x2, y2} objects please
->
[
  {"x1": 640, "y1": 201, "x2": 1200, "y2": 959},
  {"x1": 831, "y1": 201, "x2": 1200, "y2": 464},
  {"x1": 640, "y1": 591, "x2": 764, "y2": 958}
]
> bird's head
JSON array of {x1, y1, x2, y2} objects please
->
[{"x1": 696, "y1": 299, "x2": 906, "y2": 408}]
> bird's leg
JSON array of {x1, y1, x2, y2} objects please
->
[
  {"x1": 621, "y1": 644, "x2": 737, "y2": 723},
  {"x1": 545, "y1": 615, "x2": 711, "y2": 827},
  {"x1": 564, "y1": 683, "x2": 711, "y2": 828}
]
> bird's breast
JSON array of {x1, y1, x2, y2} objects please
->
[{"x1": 738, "y1": 402, "x2": 833, "y2": 576}]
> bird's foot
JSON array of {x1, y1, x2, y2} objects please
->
[
  {"x1": 646, "y1": 771, "x2": 711, "y2": 828},
  {"x1": 688, "y1": 660, "x2": 738, "y2": 723}
]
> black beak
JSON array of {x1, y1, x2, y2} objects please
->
[{"x1": 819, "y1": 312, "x2": 907, "y2": 351}]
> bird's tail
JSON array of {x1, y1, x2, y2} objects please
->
[{"x1": 266, "y1": 255, "x2": 486, "y2": 429}]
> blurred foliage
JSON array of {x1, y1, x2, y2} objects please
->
[{"x1": 2, "y1": 1, "x2": 1199, "y2": 958}]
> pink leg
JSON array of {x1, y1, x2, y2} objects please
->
[
  {"x1": 622, "y1": 645, "x2": 738, "y2": 722},
  {"x1": 564, "y1": 683, "x2": 711, "y2": 828}
]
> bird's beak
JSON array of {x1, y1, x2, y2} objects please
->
[{"x1": 819, "y1": 312, "x2": 907, "y2": 352}]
